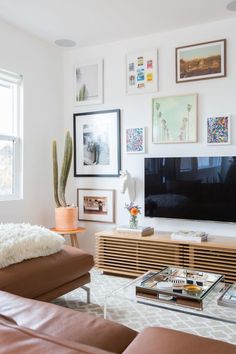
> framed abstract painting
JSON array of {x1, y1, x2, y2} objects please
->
[
  {"x1": 207, "y1": 116, "x2": 231, "y2": 145},
  {"x1": 126, "y1": 127, "x2": 145, "y2": 153}
]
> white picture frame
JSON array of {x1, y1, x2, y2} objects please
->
[
  {"x1": 125, "y1": 127, "x2": 145, "y2": 153},
  {"x1": 74, "y1": 59, "x2": 103, "y2": 106},
  {"x1": 77, "y1": 189, "x2": 115, "y2": 223},
  {"x1": 126, "y1": 49, "x2": 158, "y2": 94},
  {"x1": 207, "y1": 116, "x2": 231, "y2": 145}
]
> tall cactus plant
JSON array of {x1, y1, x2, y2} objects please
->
[{"x1": 52, "y1": 131, "x2": 73, "y2": 207}]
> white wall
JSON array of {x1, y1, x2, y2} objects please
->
[
  {"x1": 63, "y1": 17, "x2": 236, "y2": 252},
  {"x1": 0, "y1": 19, "x2": 64, "y2": 227}
]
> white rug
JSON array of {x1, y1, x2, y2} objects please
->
[{"x1": 53, "y1": 269, "x2": 236, "y2": 345}]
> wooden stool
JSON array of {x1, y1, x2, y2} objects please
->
[{"x1": 51, "y1": 227, "x2": 86, "y2": 248}]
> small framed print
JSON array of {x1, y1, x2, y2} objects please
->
[
  {"x1": 126, "y1": 127, "x2": 145, "y2": 153},
  {"x1": 74, "y1": 59, "x2": 103, "y2": 106},
  {"x1": 207, "y1": 116, "x2": 231, "y2": 145},
  {"x1": 77, "y1": 189, "x2": 115, "y2": 223},
  {"x1": 176, "y1": 39, "x2": 226, "y2": 83},
  {"x1": 126, "y1": 49, "x2": 158, "y2": 94}
]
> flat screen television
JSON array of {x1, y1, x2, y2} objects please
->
[{"x1": 145, "y1": 157, "x2": 236, "y2": 222}]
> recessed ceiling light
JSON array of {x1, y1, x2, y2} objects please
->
[
  {"x1": 54, "y1": 39, "x2": 76, "y2": 47},
  {"x1": 227, "y1": 0, "x2": 236, "y2": 11}
]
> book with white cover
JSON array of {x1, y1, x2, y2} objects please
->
[
  {"x1": 116, "y1": 225, "x2": 154, "y2": 236},
  {"x1": 171, "y1": 231, "x2": 208, "y2": 243}
]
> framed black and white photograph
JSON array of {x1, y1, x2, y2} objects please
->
[
  {"x1": 77, "y1": 189, "x2": 115, "y2": 223},
  {"x1": 73, "y1": 109, "x2": 121, "y2": 176},
  {"x1": 74, "y1": 59, "x2": 103, "y2": 106}
]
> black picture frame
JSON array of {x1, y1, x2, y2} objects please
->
[{"x1": 73, "y1": 109, "x2": 121, "y2": 177}]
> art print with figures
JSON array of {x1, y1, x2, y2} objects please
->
[
  {"x1": 73, "y1": 109, "x2": 121, "y2": 176},
  {"x1": 152, "y1": 94, "x2": 197, "y2": 144}
]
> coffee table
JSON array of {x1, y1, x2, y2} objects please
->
[{"x1": 104, "y1": 272, "x2": 236, "y2": 325}]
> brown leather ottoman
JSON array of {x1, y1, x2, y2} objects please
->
[{"x1": 0, "y1": 245, "x2": 94, "y2": 301}]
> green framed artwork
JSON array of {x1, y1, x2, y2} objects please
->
[{"x1": 152, "y1": 94, "x2": 197, "y2": 144}]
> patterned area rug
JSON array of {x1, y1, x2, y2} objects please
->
[{"x1": 53, "y1": 269, "x2": 236, "y2": 345}]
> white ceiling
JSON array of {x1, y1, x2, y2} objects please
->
[{"x1": 0, "y1": 0, "x2": 235, "y2": 48}]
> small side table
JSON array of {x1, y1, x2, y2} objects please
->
[{"x1": 51, "y1": 227, "x2": 86, "y2": 248}]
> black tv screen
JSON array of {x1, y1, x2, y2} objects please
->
[{"x1": 145, "y1": 157, "x2": 236, "y2": 222}]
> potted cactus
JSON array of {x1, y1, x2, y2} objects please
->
[{"x1": 53, "y1": 131, "x2": 77, "y2": 230}]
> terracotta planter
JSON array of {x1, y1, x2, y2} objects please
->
[{"x1": 55, "y1": 207, "x2": 78, "y2": 230}]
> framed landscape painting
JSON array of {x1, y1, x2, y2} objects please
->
[
  {"x1": 77, "y1": 189, "x2": 115, "y2": 223},
  {"x1": 73, "y1": 109, "x2": 121, "y2": 176},
  {"x1": 176, "y1": 39, "x2": 226, "y2": 83},
  {"x1": 126, "y1": 127, "x2": 145, "y2": 153},
  {"x1": 152, "y1": 94, "x2": 197, "y2": 144},
  {"x1": 126, "y1": 49, "x2": 158, "y2": 94},
  {"x1": 207, "y1": 116, "x2": 231, "y2": 145},
  {"x1": 74, "y1": 59, "x2": 103, "y2": 105}
]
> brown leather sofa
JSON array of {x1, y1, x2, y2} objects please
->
[
  {"x1": 0, "y1": 290, "x2": 235, "y2": 354},
  {"x1": 0, "y1": 245, "x2": 94, "y2": 301}
]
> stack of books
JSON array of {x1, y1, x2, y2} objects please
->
[
  {"x1": 171, "y1": 231, "x2": 208, "y2": 243},
  {"x1": 116, "y1": 226, "x2": 154, "y2": 236}
]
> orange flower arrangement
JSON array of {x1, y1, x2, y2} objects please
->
[
  {"x1": 130, "y1": 207, "x2": 139, "y2": 216},
  {"x1": 125, "y1": 203, "x2": 141, "y2": 229}
]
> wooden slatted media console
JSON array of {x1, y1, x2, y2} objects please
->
[{"x1": 95, "y1": 231, "x2": 236, "y2": 283}]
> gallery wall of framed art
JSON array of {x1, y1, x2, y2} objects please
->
[{"x1": 66, "y1": 16, "x2": 236, "y2": 239}]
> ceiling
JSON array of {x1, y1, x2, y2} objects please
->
[{"x1": 0, "y1": 0, "x2": 235, "y2": 48}]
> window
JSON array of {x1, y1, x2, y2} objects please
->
[{"x1": 0, "y1": 69, "x2": 23, "y2": 200}]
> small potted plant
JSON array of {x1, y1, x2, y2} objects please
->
[
  {"x1": 125, "y1": 202, "x2": 141, "y2": 229},
  {"x1": 52, "y1": 131, "x2": 77, "y2": 230}
]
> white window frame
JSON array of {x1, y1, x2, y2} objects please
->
[{"x1": 0, "y1": 69, "x2": 23, "y2": 201}]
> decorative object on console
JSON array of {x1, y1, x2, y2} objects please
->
[
  {"x1": 73, "y1": 109, "x2": 121, "y2": 176},
  {"x1": 125, "y1": 202, "x2": 141, "y2": 229},
  {"x1": 176, "y1": 39, "x2": 226, "y2": 83},
  {"x1": 126, "y1": 49, "x2": 158, "y2": 94},
  {"x1": 53, "y1": 131, "x2": 78, "y2": 230},
  {"x1": 126, "y1": 127, "x2": 145, "y2": 153},
  {"x1": 116, "y1": 225, "x2": 154, "y2": 236},
  {"x1": 74, "y1": 58, "x2": 103, "y2": 106},
  {"x1": 152, "y1": 94, "x2": 197, "y2": 143},
  {"x1": 0, "y1": 223, "x2": 64, "y2": 268},
  {"x1": 218, "y1": 283, "x2": 236, "y2": 308},
  {"x1": 207, "y1": 116, "x2": 231, "y2": 145},
  {"x1": 120, "y1": 170, "x2": 136, "y2": 202},
  {"x1": 77, "y1": 188, "x2": 115, "y2": 223},
  {"x1": 171, "y1": 231, "x2": 208, "y2": 243}
]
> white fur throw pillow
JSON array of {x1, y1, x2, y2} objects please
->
[{"x1": 0, "y1": 223, "x2": 65, "y2": 269}]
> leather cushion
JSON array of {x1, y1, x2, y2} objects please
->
[
  {"x1": 0, "y1": 319, "x2": 114, "y2": 354},
  {"x1": 123, "y1": 327, "x2": 236, "y2": 354},
  {"x1": 0, "y1": 291, "x2": 137, "y2": 353},
  {"x1": 0, "y1": 245, "x2": 94, "y2": 298}
]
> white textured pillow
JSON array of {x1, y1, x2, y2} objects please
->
[{"x1": 0, "y1": 223, "x2": 65, "y2": 269}]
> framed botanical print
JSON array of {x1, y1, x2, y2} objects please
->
[
  {"x1": 77, "y1": 188, "x2": 115, "y2": 223},
  {"x1": 207, "y1": 116, "x2": 231, "y2": 145},
  {"x1": 176, "y1": 39, "x2": 226, "y2": 83},
  {"x1": 126, "y1": 49, "x2": 158, "y2": 94},
  {"x1": 74, "y1": 59, "x2": 103, "y2": 105},
  {"x1": 73, "y1": 109, "x2": 121, "y2": 176},
  {"x1": 152, "y1": 94, "x2": 197, "y2": 144}
]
